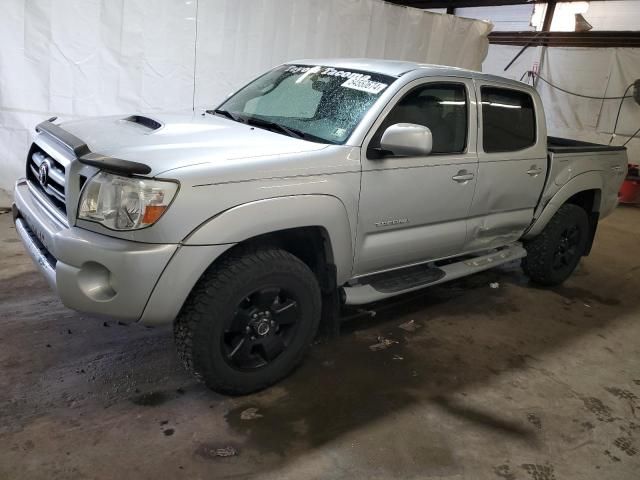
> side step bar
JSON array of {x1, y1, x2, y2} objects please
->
[{"x1": 343, "y1": 243, "x2": 527, "y2": 305}]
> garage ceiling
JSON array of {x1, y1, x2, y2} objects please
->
[
  {"x1": 386, "y1": 0, "x2": 623, "y2": 11},
  {"x1": 388, "y1": 0, "x2": 640, "y2": 47},
  {"x1": 387, "y1": 0, "x2": 544, "y2": 8}
]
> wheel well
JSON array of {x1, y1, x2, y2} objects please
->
[
  {"x1": 566, "y1": 189, "x2": 600, "y2": 213},
  {"x1": 218, "y1": 227, "x2": 337, "y2": 292},
  {"x1": 565, "y1": 189, "x2": 601, "y2": 255}
]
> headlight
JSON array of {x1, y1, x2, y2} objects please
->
[{"x1": 78, "y1": 172, "x2": 178, "y2": 230}]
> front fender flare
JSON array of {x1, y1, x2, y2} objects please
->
[
  {"x1": 183, "y1": 195, "x2": 354, "y2": 284},
  {"x1": 524, "y1": 171, "x2": 603, "y2": 239}
]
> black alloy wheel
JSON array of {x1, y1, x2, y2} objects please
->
[
  {"x1": 224, "y1": 287, "x2": 301, "y2": 370},
  {"x1": 174, "y1": 247, "x2": 321, "y2": 395}
]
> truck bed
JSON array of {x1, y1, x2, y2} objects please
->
[
  {"x1": 547, "y1": 136, "x2": 626, "y2": 154},
  {"x1": 534, "y1": 136, "x2": 628, "y2": 229}
]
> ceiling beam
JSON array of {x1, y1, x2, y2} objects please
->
[
  {"x1": 386, "y1": 0, "x2": 543, "y2": 9},
  {"x1": 541, "y1": 0, "x2": 556, "y2": 32},
  {"x1": 387, "y1": 0, "x2": 620, "y2": 8},
  {"x1": 489, "y1": 31, "x2": 640, "y2": 48}
]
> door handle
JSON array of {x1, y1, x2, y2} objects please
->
[
  {"x1": 452, "y1": 171, "x2": 475, "y2": 183},
  {"x1": 527, "y1": 166, "x2": 543, "y2": 176},
  {"x1": 612, "y1": 165, "x2": 624, "y2": 173}
]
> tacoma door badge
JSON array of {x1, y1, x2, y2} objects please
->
[{"x1": 375, "y1": 218, "x2": 408, "y2": 228}]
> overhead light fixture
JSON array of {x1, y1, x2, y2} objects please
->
[{"x1": 532, "y1": 2, "x2": 589, "y2": 31}]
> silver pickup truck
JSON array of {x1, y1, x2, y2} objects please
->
[{"x1": 13, "y1": 59, "x2": 627, "y2": 394}]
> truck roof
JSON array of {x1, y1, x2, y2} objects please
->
[{"x1": 289, "y1": 58, "x2": 528, "y2": 89}]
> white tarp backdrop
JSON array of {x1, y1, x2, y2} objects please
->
[
  {"x1": 483, "y1": 45, "x2": 640, "y2": 162},
  {"x1": 0, "y1": 0, "x2": 491, "y2": 203}
]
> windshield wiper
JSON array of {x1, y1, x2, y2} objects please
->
[
  {"x1": 208, "y1": 111, "x2": 299, "y2": 139},
  {"x1": 208, "y1": 108, "x2": 243, "y2": 123},
  {"x1": 243, "y1": 116, "x2": 305, "y2": 140},
  {"x1": 208, "y1": 111, "x2": 335, "y2": 144}
]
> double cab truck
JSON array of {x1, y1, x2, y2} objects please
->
[{"x1": 13, "y1": 59, "x2": 627, "y2": 394}]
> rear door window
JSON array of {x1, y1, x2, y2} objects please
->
[{"x1": 480, "y1": 87, "x2": 536, "y2": 153}]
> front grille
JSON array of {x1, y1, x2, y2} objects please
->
[{"x1": 26, "y1": 144, "x2": 67, "y2": 214}]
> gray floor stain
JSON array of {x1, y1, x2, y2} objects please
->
[
  {"x1": 605, "y1": 387, "x2": 638, "y2": 402},
  {"x1": 582, "y1": 397, "x2": 615, "y2": 422},
  {"x1": 521, "y1": 462, "x2": 556, "y2": 480},
  {"x1": 494, "y1": 464, "x2": 517, "y2": 480},
  {"x1": 613, "y1": 437, "x2": 638, "y2": 457},
  {"x1": 526, "y1": 413, "x2": 542, "y2": 430}
]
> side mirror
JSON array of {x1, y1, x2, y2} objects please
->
[{"x1": 380, "y1": 123, "x2": 432, "y2": 157}]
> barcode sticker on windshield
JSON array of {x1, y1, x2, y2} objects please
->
[{"x1": 341, "y1": 76, "x2": 388, "y2": 94}]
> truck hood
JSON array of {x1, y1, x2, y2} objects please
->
[{"x1": 60, "y1": 111, "x2": 328, "y2": 176}]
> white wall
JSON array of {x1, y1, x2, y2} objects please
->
[
  {"x1": 0, "y1": 0, "x2": 491, "y2": 204},
  {"x1": 456, "y1": 4, "x2": 535, "y2": 31},
  {"x1": 0, "y1": 0, "x2": 198, "y2": 201},
  {"x1": 193, "y1": 0, "x2": 492, "y2": 108}
]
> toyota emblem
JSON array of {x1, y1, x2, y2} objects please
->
[{"x1": 38, "y1": 161, "x2": 49, "y2": 188}]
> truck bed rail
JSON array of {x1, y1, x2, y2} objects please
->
[{"x1": 548, "y1": 136, "x2": 626, "y2": 154}]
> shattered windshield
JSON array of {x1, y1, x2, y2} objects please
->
[{"x1": 214, "y1": 65, "x2": 396, "y2": 144}]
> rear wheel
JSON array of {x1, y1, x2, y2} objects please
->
[
  {"x1": 522, "y1": 204, "x2": 590, "y2": 286},
  {"x1": 174, "y1": 248, "x2": 321, "y2": 395}
]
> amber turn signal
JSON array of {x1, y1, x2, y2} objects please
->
[{"x1": 142, "y1": 205, "x2": 168, "y2": 225}]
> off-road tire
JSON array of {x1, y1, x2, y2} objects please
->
[
  {"x1": 522, "y1": 203, "x2": 590, "y2": 286},
  {"x1": 174, "y1": 248, "x2": 321, "y2": 395}
]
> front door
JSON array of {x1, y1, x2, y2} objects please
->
[{"x1": 354, "y1": 78, "x2": 479, "y2": 276}]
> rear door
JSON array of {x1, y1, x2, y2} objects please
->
[
  {"x1": 354, "y1": 77, "x2": 478, "y2": 276},
  {"x1": 464, "y1": 82, "x2": 548, "y2": 251}
]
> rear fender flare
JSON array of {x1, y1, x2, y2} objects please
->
[{"x1": 524, "y1": 172, "x2": 603, "y2": 239}]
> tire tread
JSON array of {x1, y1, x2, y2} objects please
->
[
  {"x1": 174, "y1": 247, "x2": 320, "y2": 395},
  {"x1": 522, "y1": 203, "x2": 589, "y2": 286}
]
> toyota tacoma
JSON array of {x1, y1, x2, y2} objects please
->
[{"x1": 13, "y1": 59, "x2": 628, "y2": 394}]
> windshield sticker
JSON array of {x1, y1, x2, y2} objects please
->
[
  {"x1": 341, "y1": 76, "x2": 388, "y2": 94},
  {"x1": 332, "y1": 127, "x2": 347, "y2": 137},
  {"x1": 285, "y1": 65, "x2": 387, "y2": 94}
]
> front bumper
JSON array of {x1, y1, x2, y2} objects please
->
[{"x1": 13, "y1": 179, "x2": 178, "y2": 322}]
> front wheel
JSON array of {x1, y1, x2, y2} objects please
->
[
  {"x1": 522, "y1": 204, "x2": 590, "y2": 286},
  {"x1": 174, "y1": 248, "x2": 321, "y2": 395}
]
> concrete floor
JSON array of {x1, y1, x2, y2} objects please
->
[{"x1": 1, "y1": 207, "x2": 640, "y2": 480}]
